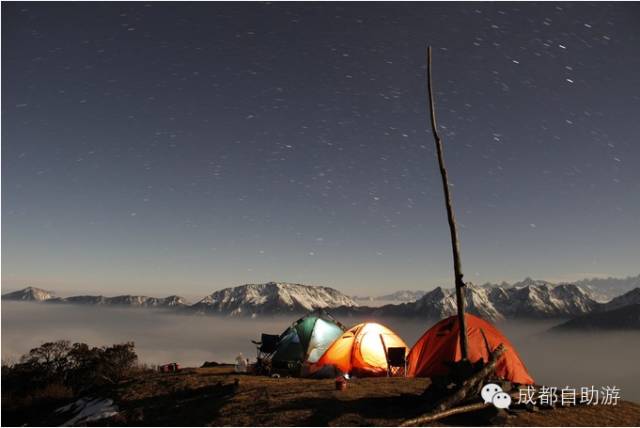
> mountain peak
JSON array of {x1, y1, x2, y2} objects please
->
[
  {"x1": 192, "y1": 282, "x2": 357, "y2": 316},
  {"x1": 2, "y1": 286, "x2": 55, "y2": 301}
]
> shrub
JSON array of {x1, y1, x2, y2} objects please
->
[{"x1": 2, "y1": 340, "x2": 139, "y2": 402}]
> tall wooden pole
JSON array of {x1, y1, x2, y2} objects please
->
[{"x1": 426, "y1": 46, "x2": 469, "y2": 361}]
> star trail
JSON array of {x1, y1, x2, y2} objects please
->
[{"x1": 2, "y1": 3, "x2": 639, "y2": 296}]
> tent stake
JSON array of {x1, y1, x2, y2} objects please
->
[{"x1": 426, "y1": 46, "x2": 469, "y2": 361}]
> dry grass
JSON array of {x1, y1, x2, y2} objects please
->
[
  {"x1": 2, "y1": 382, "x2": 75, "y2": 426},
  {"x1": 90, "y1": 366, "x2": 640, "y2": 426}
]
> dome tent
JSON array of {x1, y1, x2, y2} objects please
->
[
  {"x1": 313, "y1": 322, "x2": 408, "y2": 377},
  {"x1": 271, "y1": 310, "x2": 346, "y2": 374},
  {"x1": 407, "y1": 314, "x2": 534, "y2": 385}
]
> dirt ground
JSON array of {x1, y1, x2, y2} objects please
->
[{"x1": 81, "y1": 366, "x2": 640, "y2": 427}]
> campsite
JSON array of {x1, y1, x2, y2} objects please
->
[
  {"x1": 3, "y1": 2, "x2": 640, "y2": 427},
  {"x1": 3, "y1": 306, "x2": 640, "y2": 426},
  {"x1": 29, "y1": 364, "x2": 640, "y2": 427}
]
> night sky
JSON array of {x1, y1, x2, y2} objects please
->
[{"x1": 2, "y1": 2, "x2": 639, "y2": 297}]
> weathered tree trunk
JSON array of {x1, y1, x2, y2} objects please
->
[{"x1": 426, "y1": 46, "x2": 469, "y2": 360}]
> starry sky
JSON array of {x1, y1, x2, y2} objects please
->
[{"x1": 2, "y1": 2, "x2": 639, "y2": 298}]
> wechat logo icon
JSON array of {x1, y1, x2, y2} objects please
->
[{"x1": 481, "y1": 383, "x2": 512, "y2": 409}]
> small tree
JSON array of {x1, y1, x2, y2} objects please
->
[
  {"x1": 4, "y1": 340, "x2": 139, "y2": 396},
  {"x1": 65, "y1": 341, "x2": 138, "y2": 391},
  {"x1": 100, "y1": 342, "x2": 138, "y2": 383},
  {"x1": 22, "y1": 340, "x2": 72, "y2": 373}
]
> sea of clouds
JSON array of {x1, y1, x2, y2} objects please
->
[{"x1": 3, "y1": 301, "x2": 639, "y2": 401}]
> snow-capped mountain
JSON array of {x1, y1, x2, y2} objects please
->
[
  {"x1": 3, "y1": 279, "x2": 631, "y2": 321},
  {"x1": 575, "y1": 275, "x2": 640, "y2": 302},
  {"x1": 336, "y1": 281, "x2": 599, "y2": 321},
  {"x1": 47, "y1": 294, "x2": 189, "y2": 308},
  {"x1": 1, "y1": 288, "x2": 189, "y2": 309},
  {"x1": 411, "y1": 287, "x2": 457, "y2": 318},
  {"x1": 372, "y1": 285, "x2": 504, "y2": 321},
  {"x1": 353, "y1": 290, "x2": 427, "y2": 303},
  {"x1": 477, "y1": 275, "x2": 640, "y2": 303},
  {"x1": 550, "y1": 287, "x2": 640, "y2": 331},
  {"x1": 190, "y1": 282, "x2": 357, "y2": 316},
  {"x1": 161, "y1": 295, "x2": 190, "y2": 307},
  {"x1": 1, "y1": 286, "x2": 55, "y2": 301},
  {"x1": 494, "y1": 282, "x2": 598, "y2": 318},
  {"x1": 464, "y1": 286, "x2": 505, "y2": 320}
]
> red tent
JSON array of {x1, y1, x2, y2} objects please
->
[{"x1": 407, "y1": 314, "x2": 534, "y2": 385}]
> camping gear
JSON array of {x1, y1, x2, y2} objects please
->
[
  {"x1": 407, "y1": 314, "x2": 534, "y2": 385},
  {"x1": 386, "y1": 346, "x2": 408, "y2": 377},
  {"x1": 234, "y1": 353, "x2": 248, "y2": 373},
  {"x1": 313, "y1": 322, "x2": 408, "y2": 377},
  {"x1": 306, "y1": 362, "x2": 345, "y2": 379},
  {"x1": 253, "y1": 333, "x2": 279, "y2": 361},
  {"x1": 270, "y1": 310, "x2": 346, "y2": 375},
  {"x1": 335, "y1": 375, "x2": 348, "y2": 390},
  {"x1": 159, "y1": 362, "x2": 179, "y2": 373},
  {"x1": 251, "y1": 333, "x2": 280, "y2": 375}
]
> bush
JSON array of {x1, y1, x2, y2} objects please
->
[
  {"x1": 66, "y1": 341, "x2": 137, "y2": 391},
  {"x1": 2, "y1": 340, "x2": 138, "y2": 402}
]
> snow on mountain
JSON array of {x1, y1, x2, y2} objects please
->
[
  {"x1": 99, "y1": 295, "x2": 189, "y2": 307},
  {"x1": 353, "y1": 290, "x2": 427, "y2": 303},
  {"x1": 51, "y1": 295, "x2": 109, "y2": 305},
  {"x1": 412, "y1": 287, "x2": 456, "y2": 317},
  {"x1": 478, "y1": 275, "x2": 640, "y2": 303},
  {"x1": 2, "y1": 286, "x2": 55, "y2": 301},
  {"x1": 575, "y1": 275, "x2": 640, "y2": 302},
  {"x1": 510, "y1": 277, "x2": 555, "y2": 289},
  {"x1": 161, "y1": 295, "x2": 189, "y2": 307},
  {"x1": 190, "y1": 282, "x2": 357, "y2": 316},
  {"x1": 464, "y1": 286, "x2": 504, "y2": 321},
  {"x1": 551, "y1": 287, "x2": 640, "y2": 331},
  {"x1": 2, "y1": 280, "x2": 618, "y2": 320},
  {"x1": 493, "y1": 282, "x2": 597, "y2": 318},
  {"x1": 341, "y1": 281, "x2": 598, "y2": 321},
  {"x1": 409, "y1": 285, "x2": 503, "y2": 320},
  {"x1": 3, "y1": 289, "x2": 190, "y2": 308},
  {"x1": 367, "y1": 285, "x2": 503, "y2": 321}
]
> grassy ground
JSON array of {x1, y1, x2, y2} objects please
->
[{"x1": 76, "y1": 366, "x2": 640, "y2": 427}]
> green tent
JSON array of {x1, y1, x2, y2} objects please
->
[{"x1": 271, "y1": 311, "x2": 345, "y2": 373}]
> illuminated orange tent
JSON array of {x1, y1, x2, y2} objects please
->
[
  {"x1": 314, "y1": 322, "x2": 408, "y2": 377},
  {"x1": 407, "y1": 314, "x2": 535, "y2": 385}
]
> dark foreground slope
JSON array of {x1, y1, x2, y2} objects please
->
[
  {"x1": 13, "y1": 366, "x2": 639, "y2": 426},
  {"x1": 553, "y1": 304, "x2": 640, "y2": 331}
]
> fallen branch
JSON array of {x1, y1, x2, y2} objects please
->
[
  {"x1": 99, "y1": 374, "x2": 116, "y2": 385},
  {"x1": 433, "y1": 343, "x2": 506, "y2": 412},
  {"x1": 400, "y1": 402, "x2": 491, "y2": 426},
  {"x1": 400, "y1": 343, "x2": 507, "y2": 427}
]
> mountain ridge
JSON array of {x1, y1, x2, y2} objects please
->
[
  {"x1": 4, "y1": 280, "x2": 639, "y2": 321},
  {"x1": 552, "y1": 303, "x2": 640, "y2": 331},
  {"x1": 350, "y1": 274, "x2": 640, "y2": 303}
]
